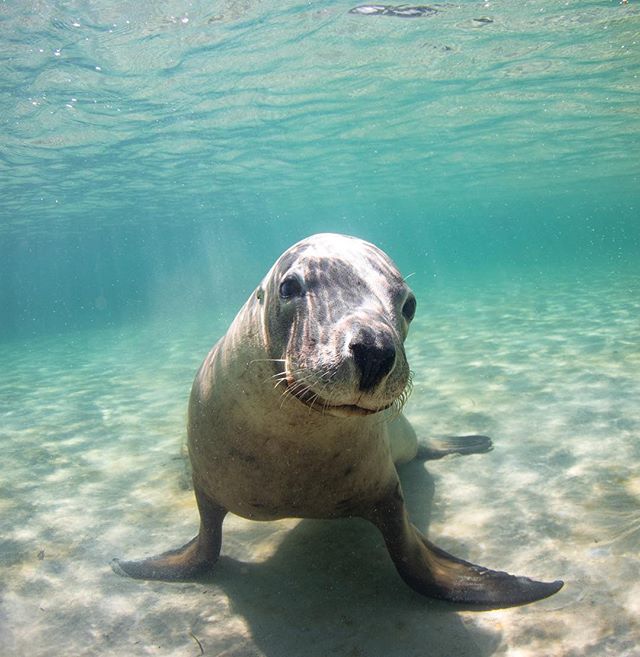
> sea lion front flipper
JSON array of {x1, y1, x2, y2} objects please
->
[
  {"x1": 112, "y1": 487, "x2": 227, "y2": 581},
  {"x1": 366, "y1": 483, "x2": 563, "y2": 609},
  {"x1": 410, "y1": 534, "x2": 564, "y2": 608},
  {"x1": 416, "y1": 434, "x2": 493, "y2": 461}
]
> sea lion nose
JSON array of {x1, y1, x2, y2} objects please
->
[{"x1": 349, "y1": 330, "x2": 396, "y2": 391}]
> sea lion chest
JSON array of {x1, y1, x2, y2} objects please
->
[{"x1": 187, "y1": 340, "x2": 394, "y2": 521}]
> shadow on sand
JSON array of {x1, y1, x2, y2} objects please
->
[{"x1": 199, "y1": 459, "x2": 501, "y2": 657}]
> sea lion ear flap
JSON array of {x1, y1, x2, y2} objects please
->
[{"x1": 256, "y1": 287, "x2": 265, "y2": 303}]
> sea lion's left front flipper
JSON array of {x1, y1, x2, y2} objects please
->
[{"x1": 366, "y1": 483, "x2": 563, "y2": 609}]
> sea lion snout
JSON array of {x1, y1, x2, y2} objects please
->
[
  {"x1": 284, "y1": 311, "x2": 408, "y2": 416},
  {"x1": 348, "y1": 326, "x2": 397, "y2": 391}
]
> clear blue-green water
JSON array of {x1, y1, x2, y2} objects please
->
[{"x1": 1, "y1": 2, "x2": 639, "y2": 656}]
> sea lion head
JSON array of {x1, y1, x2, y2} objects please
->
[{"x1": 256, "y1": 233, "x2": 416, "y2": 417}]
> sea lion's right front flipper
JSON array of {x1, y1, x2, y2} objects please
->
[
  {"x1": 366, "y1": 483, "x2": 563, "y2": 609},
  {"x1": 111, "y1": 487, "x2": 227, "y2": 581}
]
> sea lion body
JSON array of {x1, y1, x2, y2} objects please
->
[
  {"x1": 114, "y1": 233, "x2": 563, "y2": 609},
  {"x1": 190, "y1": 384, "x2": 397, "y2": 522},
  {"x1": 189, "y1": 235, "x2": 413, "y2": 520}
]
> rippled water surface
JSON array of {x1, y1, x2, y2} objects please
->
[{"x1": 1, "y1": 1, "x2": 639, "y2": 656}]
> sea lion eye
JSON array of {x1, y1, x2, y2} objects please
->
[
  {"x1": 402, "y1": 295, "x2": 416, "y2": 322},
  {"x1": 279, "y1": 275, "x2": 304, "y2": 300}
]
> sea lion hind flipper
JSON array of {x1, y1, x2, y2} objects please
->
[
  {"x1": 368, "y1": 483, "x2": 563, "y2": 609},
  {"x1": 416, "y1": 434, "x2": 493, "y2": 461},
  {"x1": 112, "y1": 489, "x2": 227, "y2": 581}
]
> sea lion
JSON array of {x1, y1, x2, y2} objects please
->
[{"x1": 112, "y1": 233, "x2": 563, "y2": 608}]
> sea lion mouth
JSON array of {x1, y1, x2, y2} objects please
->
[{"x1": 287, "y1": 381, "x2": 393, "y2": 417}]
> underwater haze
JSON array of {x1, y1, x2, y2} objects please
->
[{"x1": 1, "y1": 1, "x2": 639, "y2": 656}]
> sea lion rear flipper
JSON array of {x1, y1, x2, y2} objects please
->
[
  {"x1": 416, "y1": 434, "x2": 493, "y2": 461},
  {"x1": 111, "y1": 488, "x2": 227, "y2": 581},
  {"x1": 368, "y1": 483, "x2": 563, "y2": 609}
]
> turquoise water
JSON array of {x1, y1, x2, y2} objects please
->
[
  {"x1": 1, "y1": 0, "x2": 638, "y2": 337},
  {"x1": 1, "y1": 1, "x2": 639, "y2": 656}
]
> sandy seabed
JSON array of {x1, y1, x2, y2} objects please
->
[{"x1": 1, "y1": 270, "x2": 639, "y2": 657}]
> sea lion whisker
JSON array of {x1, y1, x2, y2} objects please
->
[
  {"x1": 307, "y1": 392, "x2": 322, "y2": 415},
  {"x1": 315, "y1": 368, "x2": 338, "y2": 398},
  {"x1": 271, "y1": 366, "x2": 298, "y2": 388},
  {"x1": 318, "y1": 363, "x2": 339, "y2": 380},
  {"x1": 278, "y1": 371, "x2": 316, "y2": 407},
  {"x1": 287, "y1": 369, "x2": 322, "y2": 393},
  {"x1": 277, "y1": 370, "x2": 306, "y2": 400},
  {"x1": 269, "y1": 372, "x2": 288, "y2": 386},
  {"x1": 279, "y1": 386, "x2": 296, "y2": 409},
  {"x1": 270, "y1": 368, "x2": 291, "y2": 380},
  {"x1": 252, "y1": 358, "x2": 287, "y2": 363},
  {"x1": 322, "y1": 388, "x2": 342, "y2": 415},
  {"x1": 270, "y1": 370, "x2": 287, "y2": 378},
  {"x1": 387, "y1": 379, "x2": 413, "y2": 422},
  {"x1": 386, "y1": 401, "x2": 404, "y2": 424},
  {"x1": 287, "y1": 375, "x2": 314, "y2": 394}
]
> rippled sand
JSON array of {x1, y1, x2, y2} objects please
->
[{"x1": 1, "y1": 271, "x2": 638, "y2": 657}]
